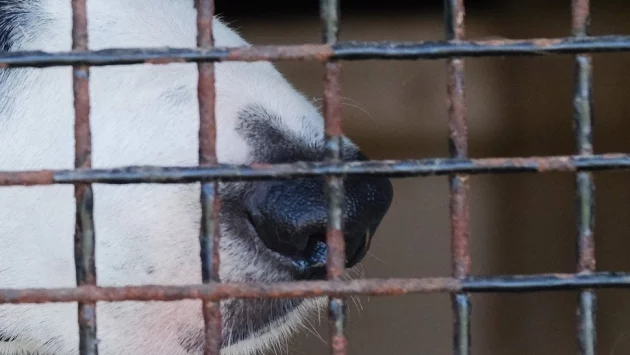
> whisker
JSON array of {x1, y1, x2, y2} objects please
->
[
  {"x1": 303, "y1": 317, "x2": 327, "y2": 345},
  {"x1": 312, "y1": 96, "x2": 374, "y2": 121},
  {"x1": 366, "y1": 252, "x2": 387, "y2": 265},
  {"x1": 349, "y1": 295, "x2": 364, "y2": 312}
]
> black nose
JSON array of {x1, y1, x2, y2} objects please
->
[{"x1": 244, "y1": 163, "x2": 393, "y2": 276}]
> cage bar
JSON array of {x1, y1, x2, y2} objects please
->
[
  {"x1": 1, "y1": 154, "x2": 630, "y2": 186},
  {"x1": 321, "y1": 0, "x2": 348, "y2": 354},
  {"x1": 71, "y1": 0, "x2": 98, "y2": 354},
  {"x1": 195, "y1": 0, "x2": 222, "y2": 354},
  {"x1": 572, "y1": 1, "x2": 596, "y2": 354},
  {"x1": 1, "y1": 36, "x2": 630, "y2": 68},
  {"x1": 445, "y1": 0, "x2": 471, "y2": 354},
  {"x1": 4, "y1": 272, "x2": 630, "y2": 305}
]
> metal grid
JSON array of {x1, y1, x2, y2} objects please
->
[{"x1": 0, "y1": 0, "x2": 629, "y2": 354}]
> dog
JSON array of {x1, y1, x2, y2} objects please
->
[{"x1": 0, "y1": 1, "x2": 393, "y2": 354}]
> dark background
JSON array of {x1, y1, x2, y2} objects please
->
[{"x1": 215, "y1": 2, "x2": 630, "y2": 355}]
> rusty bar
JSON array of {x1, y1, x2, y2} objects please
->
[
  {"x1": 445, "y1": 1, "x2": 471, "y2": 355},
  {"x1": 572, "y1": 1, "x2": 596, "y2": 355},
  {"x1": 1, "y1": 154, "x2": 630, "y2": 186},
  {"x1": 321, "y1": 0, "x2": 348, "y2": 354},
  {"x1": 323, "y1": 62, "x2": 345, "y2": 280},
  {"x1": 195, "y1": 0, "x2": 222, "y2": 354},
  {"x1": 1, "y1": 154, "x2": 630, "y2": 185},
  {"x1": 333, "y1": 36, "x2": 630, "y2": 59},
  {"x1": 322, "y1": 0, "x2": 344, "y2": 281},
  {"x1": 1, "y1": 36, "x2": 630, "y2": 67},
  {"x1": 71, "y1": 0, "x2": 98, "y2": 354},
  {"x1": 4, "y1": 272, "x2": 630, "y2": 304}
]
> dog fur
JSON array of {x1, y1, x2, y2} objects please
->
[{"x1": 0, "y1": 1, "x2": 378, "y2": 354}]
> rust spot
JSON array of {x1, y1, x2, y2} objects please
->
[
  {"x1": 324, "y1": 62, "x2": 343, "y2": 138},
  {"x1": 146, "y1": 57, "x2": 186, "y2": 65},
  {"x1": 578, "y1": 229, "x2": 596, "y2": 272},
  {"x1": 0, "y1": 171, "x2": 54, "y2": 186},
  {"x1": 326, "y1": 228, "x2": 346, "y2": 280},
  {"x1": 536, "y1": 156, "x2": 574, "y2": 172},
  {"x1": 572, "y1": 0, "x2": 591, "y2": 36},
  {"x1": 529, "y1": 38, "x2": 565, "y2": 47},
  {"x1": 331, "y1": 335, "x2": 349, "y2": 355},
  {"x1": 226, "y1": 44, "x2": 333, "y2": 62}
]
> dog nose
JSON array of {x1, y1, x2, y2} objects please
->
[{"x1": 244, "y1": 170, "x2": 393, "y2": 275}]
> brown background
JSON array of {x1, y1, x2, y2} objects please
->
[{"x1": 223, "y1": 1, "x2": 630, "y2": 354}]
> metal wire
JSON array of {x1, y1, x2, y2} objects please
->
[
  {"x1": 1, "y1": 154, "x2": 629, "y2": 186},
  {"x1": 2, "y1": 272, "x2": 630, "y2": 304},
  {"x1": 1, "y1": 36, "x2": 630, "y2": 67},
  {"x1": 195, "y1": 1, "x2": 222, "y2": 354},
  {"x1": 71, "y1": 0, "x2": 98, "y2": 354},
  {"x1": 321, "y1": 1, "x2": 348, "y2": 354},
  {"x1": 572, "y1": 1, "x2": 596, "y2": 354},
  {"x1": 445, "y1": 1, "x2": 471, "y2": 354},
  {"x1": 0, "y1": 1, "x2": 624, "y2": 354}
]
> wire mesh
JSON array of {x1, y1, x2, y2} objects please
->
[{"x1": 0, "y1": 0, "x2": 628, "y2": 354}]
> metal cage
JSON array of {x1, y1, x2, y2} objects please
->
[{"x1": 0, "y1": 0, "x2": 629, "y2": 354}]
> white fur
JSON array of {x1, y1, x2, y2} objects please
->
[{"x1": 0, "y1": 0, "x2": 342, "y2": 354}]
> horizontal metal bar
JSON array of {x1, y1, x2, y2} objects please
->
[
  {"x1": 0, "y1": 36, "x2": 628, "y2": 68},
  {"x1": 335, "y1": 35, "x2": 630, "y2": 59},
  {"x1": 0, "y1": 154, "x2": 629, "y2": 186},
  {"x1": 1, "y1": 272, "x2": 630, "y2": 304}
]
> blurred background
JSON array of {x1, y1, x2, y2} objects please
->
[{"x1": 217, "y1": 1, "x2": 630, "y2": 354}]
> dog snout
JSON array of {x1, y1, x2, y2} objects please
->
[{"x1": 244, "y1": 155, "x2": 393, "y2": 277}]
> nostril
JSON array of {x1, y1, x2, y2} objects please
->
[
  {"x1": 303, "y1": 236, "x2": 327, "y2": 267},
  {"x1": 293, "y1": 229, "x2": 371, "y2": 273},
  {"x1": 292, "y1": 238, "x2": 328, "y2": 272}
]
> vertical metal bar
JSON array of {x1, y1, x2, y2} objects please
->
[
  {"x1": 195, "y1": 1, "x2": 222, "y2": 354},
  {"x1": 572, "y1": 1, "x2": 596, "y2": 355},
  {"x1": 321, "y1": 1, "x2": 347, "y2": 355},
  {"x1": 445, "y1": 1, "x2": 471, "y2": 355},
  {"x1": 71, "y1": 0, "x2": 98, "y2": 354}
]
